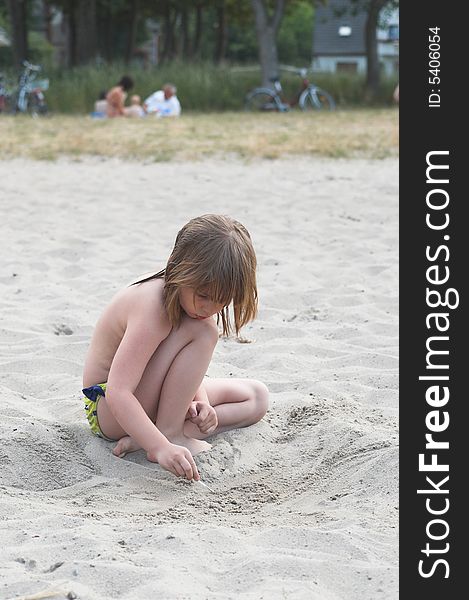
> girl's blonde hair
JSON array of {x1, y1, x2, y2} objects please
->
[{"x1": 135, "y1": 214, "x2": 258, "y2": 336}]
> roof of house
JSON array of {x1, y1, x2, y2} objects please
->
[{"x1": 313, "y1": 0, "x2": 367, "y2": 56}]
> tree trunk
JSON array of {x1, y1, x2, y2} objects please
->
[
  {"x1": 193, "y1": 3, "x2": 203, "y2": 60},
  {"x1": 365, "y1": 0, "x2": 388, "y2": 99},
  {"x1": 181, "y1": 4, "x2": 191, "y2": 59},
  {"x1": 125, "y1": 0, "x2": 139, "y2": 63},
  {"x1": 214, "y1": 1, "x2": 227, "y2": 64},
  {"x1": 74, "y1": 0, "x2": 97, "y2": 65},
  {"x1": 256, "y1": 24, "x2": 279, "y2": 87},
  {"x1": 6, "y1": 0, "x2": 29, "y2": 69},
  {"x1": 97, "y1": 2, "x2": 114, "y2": 62},
  {"x1": 173, "y1": 11, "x2": 183, "y2": 59},
  {"x1": 43, "y1": 1, "x2": 53, "y2": 44},
  {"x1": 250, "y1": 0, "x2": 285, "y2": 88},
  {"x1": 67, "y1": 0, "x2": 77, "y2": 67},
  {"x1": 161, "y1": 2, "x2": 176, "y2": 63}
]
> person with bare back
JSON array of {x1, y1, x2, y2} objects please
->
[{"x1": 106, "y1": 75, "x2": 134, "y2": 117}]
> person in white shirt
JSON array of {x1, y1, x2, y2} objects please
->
[{"x1": 143, "y1": 83, "x2": 181, "y2": 117}]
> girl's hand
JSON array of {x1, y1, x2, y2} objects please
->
[
  {"x1": 187, "y1": 401, "x2": 218, "y2": 435},
  {"x1": 147, "y1": 442, "x2": 200, "y2": 481}
]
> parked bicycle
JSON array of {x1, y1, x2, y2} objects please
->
[
  {"x1": 0, "y1": 61, "x2": 49, "y2": 116},
  {"x1": 15, "y1": 60, "x2": 49, "y2": 115},
  {"x1": 0, "y1": 72, "x2": 11, "y2": 113},
  {"x1": 245, "y1": 66, "x2": 336, "y2": 112}
]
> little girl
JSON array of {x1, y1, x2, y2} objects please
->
[{"x1": 82, "y1": 214, "x2": 269, "y2": 482}]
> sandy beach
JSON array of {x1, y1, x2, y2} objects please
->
[{"x1": 0, "y1": 156, "x2": 398, "y2": 599}]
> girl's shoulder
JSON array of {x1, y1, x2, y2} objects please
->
[
  {"x1": 125, "y1": 276, "x2": 165, "y2": 306},
  {"x1": 109, "y1": 279, "x2": 169, "y2": 330},
  {"x1": 126, "y1": 270, "x2": 164, "y2": 286},
  {"x1": 107, "y1": 277, "x2": 165, "y2": 318}
]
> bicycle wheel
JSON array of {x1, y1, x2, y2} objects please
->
[
  {"x1": 245, "y1": 88, "x2": 280, "y2": 112},
  {"x1": 27, "y1": 94, "x2": 48, "y2": 117},
  {"x1": 299, "y1": 88, "x2": 336, "y2": 111},
  {"x1": 15, "y1": 89, "x2": 28, "y2": 113},
  {"x1": 1, "y1": 95, "x2": 15, "y2": 114}
]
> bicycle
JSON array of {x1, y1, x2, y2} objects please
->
[
  {"x1": 15, "y1": 60, "x2": 49, "y2": 116},
  {"x1": 1, "y1": 61, "x2": 49, "y2": 116},
  {"x1": 0, "y1": 72, "x2": 12, "y2": 113},
  {"x1": 245, "y1": 66, "x2": 336, "y2": 112}
]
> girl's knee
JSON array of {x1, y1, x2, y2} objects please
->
[
  {"x1": 249, "y1": 380, "x2": 269, "y2": 421},
  {"x1": 182, "y1": 315, "x2": 219, "y2": 345}
]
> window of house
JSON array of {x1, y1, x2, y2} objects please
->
[
  {"x1": 337, "y1": 62, "x2": 358, "y2": 74},
  {"x1": 388, "y1": 25, "x2": 399, "y2": 41},
  {"x1": 338, "y1": 26, "x2": 352, "y2": 37}
]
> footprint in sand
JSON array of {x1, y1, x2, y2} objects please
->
[{"x1": 53, "y1": 323, "x2": 74, "y2": 336}]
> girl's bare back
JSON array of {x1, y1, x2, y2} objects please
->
[{"x1": 82, "y1": 278, "x2": 166, "y2": 388}]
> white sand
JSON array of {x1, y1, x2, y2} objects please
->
[{"x1": 0, "y1": 157, "x2": 398, "y2": 600}]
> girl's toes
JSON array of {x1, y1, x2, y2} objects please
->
[
  {"x1": 112, "y1": 439, "x2": 128, "y2": 458},
  {"x1": 113, "y1": 436, "x2": 139, "y2": 458}
]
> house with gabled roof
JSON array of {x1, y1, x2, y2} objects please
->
[{"x1": 312, "y1": 0, "x2": 399, "y2": 76}]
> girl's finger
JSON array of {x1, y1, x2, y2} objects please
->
[
  {"x1": 185, "y1": 451, "x2": 200, "y2": 481},
  {"x1": 179, "y1": 457, "x2": 194, "y2": 481},
  {"x1": 172, "y1": 461, "x2": 185, "y2": 478}
]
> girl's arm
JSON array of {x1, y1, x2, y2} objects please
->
[
  {"x1": 105, "y1": 297, "x2": 172, "y2": 453},
  {"x1": 193, "y1": 383, "x2": 210, "y2": 404}
]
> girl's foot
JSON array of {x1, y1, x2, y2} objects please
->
[
  {"x1": 113, "y1": 435, "x2": 141, "y2": 458},
  {"x1": 170, "y1": 435, "x2": 212, "y2": 456}
]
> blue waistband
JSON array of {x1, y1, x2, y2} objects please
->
[{"x1": 82, "y1": 385, "x2": 106, "y2": 402}]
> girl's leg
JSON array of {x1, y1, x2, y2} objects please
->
[
  {"x1": 97, "y1": 315, "x2": 218, "y2": 457},
  {"x1": 152, "y1": 321, "x2": 219, "y2": 454},
  {"x1": 183, "y1": 378, "x2": 269, "y2": 440}
]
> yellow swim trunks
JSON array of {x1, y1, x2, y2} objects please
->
[{"x1": 82, "y1": 383, "x2": 115, "y2": 442}]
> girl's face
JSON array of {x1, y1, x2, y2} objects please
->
[{"x1": 179, "y1": 287, "x2": 225, "y2": 320}]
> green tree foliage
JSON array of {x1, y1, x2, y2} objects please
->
[
  {"x1": 278, "y1": 1, "x2": 314, "y2": 66},
  {"x1": 1, "y1": 0, "x2": 317, "y2": 69},
  {"x1": 5, "y1": 0, "x2": 28, "y2": 68},
  {"x1": 0, "y1": 1, "x2": 8, "y2": 27}
]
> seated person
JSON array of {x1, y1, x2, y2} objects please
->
[
  {"x1": 124, "y1": 94, "x2": 145, "y2": 118},
  {"x1": 106, "y1": 75, "x2": 134, "y2": 118},
  {"x1": 143, "y1": 83, "x2": 181, "y2": 117},
  {"x1": 91, "y1": 90, "x2": 108, "y2": 118}
]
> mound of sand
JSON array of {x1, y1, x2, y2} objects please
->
[{"x1": 0, "y1": 157, "x2": 398, "y2": 599}]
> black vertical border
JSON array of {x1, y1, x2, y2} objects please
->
[{"x1": 400, "y1": 2, "x2": 466, "y2": 596}]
